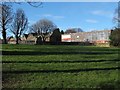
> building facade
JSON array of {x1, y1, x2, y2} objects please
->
[
  {"x1": 62, "y1": 30, "x2": 111, "y2": 44},
  {"x1": 7, "y1": 30, "x2": 111, "y2": 45}
]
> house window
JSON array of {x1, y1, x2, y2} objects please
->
[{"x1": 77, "y1": 36, "x2": 79, "y2": 38}]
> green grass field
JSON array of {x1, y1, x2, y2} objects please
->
[{"x1": 2, "y1": 44, "x2": 120, "y2": 88}]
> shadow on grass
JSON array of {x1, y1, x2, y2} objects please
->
[
  {"x1": 3, "y1": 67, "x2": 120, "y2": 74},
  {"x1": 2, "y1": 51, "x2": 118, "y2": 55},
  {"x1": 97, "y1": 81, "x2": 120, "y2": 89},
  {"x1": 2, "y1": 59, "x2": 120, "y2": 63}
]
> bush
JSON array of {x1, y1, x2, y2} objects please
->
[
  {"x1": 109, "y1": 28, "x2": 120, "y2": 46},
  {"x1": 50, "y1": 28, "x2": 61, "y2": 45}
]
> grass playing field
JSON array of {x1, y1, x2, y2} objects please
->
[{"x1": 2, "y1": 44, "x2": 120, "y2": 88}]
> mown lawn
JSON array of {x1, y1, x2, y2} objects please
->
[{"x1": 2, "y1": 44, "x2": 120, "y2": 88}]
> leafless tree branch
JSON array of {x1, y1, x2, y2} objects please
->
[
  {"x1": 29, "y1": 18, "x2": 57, "y2": 43},
  {"x1": 11, "y1": 8, "x2": 28, "y2": 44}
]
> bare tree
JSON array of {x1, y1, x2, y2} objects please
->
[
  {"x1": 11, "y1": 9, "x2": 28, "y2": 44},
  {"x1": 2, "y1": 0, "x2": 43, "y2": 8},
  {"x1": 113, "y1": 2, "x2": 120, "y2": 28},
  {"x1": 65, "y1": 28, "x2": 83, "y2": 34},
  {"x1": 65, "y1": 29, "x2": 77, "y2": 34},
  {"x1": 0, "y1": 3, "x2": 13, "y2": 44},
  {"x1": 30, "y1": 19, "x2": 57, "y2": 43}
]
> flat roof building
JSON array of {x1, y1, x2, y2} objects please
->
[{"x1": 62, "y1": 30, "x2": 111, "y2": 44}]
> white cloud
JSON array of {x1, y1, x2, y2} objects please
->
[
  {"x1": 91, "y1": 10, "x2": 113, "y2": 18},
  {"x1": 42, "y1": 14, "x2": 65, "y2": 20},
  {"x1": 54, "y1": 16, "x2": 65, "y2": 19},
  {"x1": 43, "y1": 14, "x2": 52, "y2": 17},
  {"x1": 86, "y1": 19, "x2": 98, "y2": 23},
  {"x1": 92, "y1": 10, "x2": 109, "y2": 15}
]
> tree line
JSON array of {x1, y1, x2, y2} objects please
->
[
  {"x1": 0, "y1": 3, "x2": 65, "y2": 44},
  {"x1": 0, "y1": 3, "x2": 120, "y2": 46},
  {"x1": 0, "y1": 3, "x2": 28, "y2": 44},
  {"x1": 0, "y1": 3, "x2": 79, "y2": 45},
  {"x1": 109, "y1": 2, "x2": 120, "y2": 47}
]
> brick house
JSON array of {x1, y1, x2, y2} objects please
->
[
  {"x1": 21, "y1": 33, "x2": 37, "y2": 44},
  {"x1": 21, "y1": 33, "x2": 51, "y2": 44}
]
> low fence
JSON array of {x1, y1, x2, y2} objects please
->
[
  {"x1": 95, "y1": 43, "x2": 110, "y2": 47},
  {"x1": 60, "y1": 42, "x2": 94, "y2": 46},
  {"x1": 20, "y1": 40, "x2": 35, "y2": 45},
  {"x1": 7, "y1": 40, "x2": 110, "y2": 47}
]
